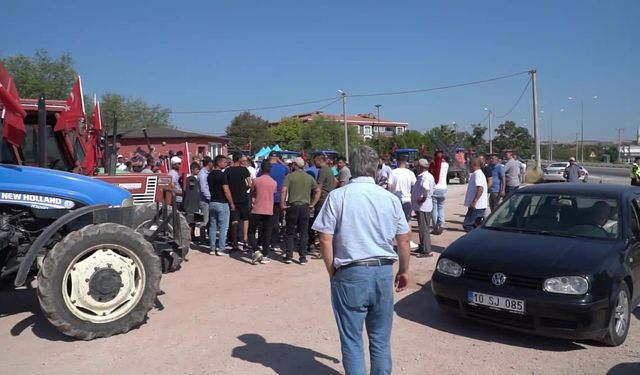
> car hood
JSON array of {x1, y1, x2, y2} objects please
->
[{"x1": 443, "y1": 228, "x2": 624, "y2": 278}]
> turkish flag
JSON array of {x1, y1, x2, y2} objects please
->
[
  {"x1": 0, "y1": 63, "x2": 27, "y2": 146},
  {"x1": 54, "y1": 76, "x2": 85, "y2": 132},
  {"x1": 179, "y1": 142, "x2": 190, "y2": 190}
]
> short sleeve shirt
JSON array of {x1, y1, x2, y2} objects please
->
[
  {"x1": 338, "y1": 166, "x2": 352, "y2": 184},
  {"x1": 208, "y1": 170, "x2": 229, "y2": 203},
  {"x1": 225, "y1": 166, "x2": 250, "y2": 203},
  {"x1": 317, "y1": 165, "x2": 336, "y2": 200},
  {"x1": 251, "y1": 175, "x2": 277, "y2": 215},
  {"x1": 283, "y1": 170, "x2": 318, "y2": 204},
  {"x1": 490, "y1": 164, "x2": 505, "y2": 193},
  {"x1": 464, "y1": 170, "x2": 488, "y2": 209},
  {"x1": 505, "y1": 159, "x2": 521, "y2": 187}
]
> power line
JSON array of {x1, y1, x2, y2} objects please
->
[
  {"x1": 169, "y1": 70, "x2": 531, "y2": 115},
  {"x1": 492, "y1": 78, "x2": 531, "y2": 119}
]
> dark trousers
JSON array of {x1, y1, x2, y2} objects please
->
[
  {"x1": 271, "y1": 203, "x2": 282, "y2": 246},
  {"x1": 249, "y1": 214, "x2": 273, "y2": 257},
  {"x1": 505, "y1": 185, "x2": 519, "y2": 198},
  {"x1": 285, "y1": 204, "x2": 310, "y2": 260},
  {"x1": 417, "y1": 211, "x2": 432, "y2": 254},
  {"x1": 463, "y1": 208, "x2": 486, "y2": 232},
  {"x1": 308, "y1": 199, "x2": 325, "y2": 248}
]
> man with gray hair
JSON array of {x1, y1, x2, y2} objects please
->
[{"x1": 313, "y1": 145, "x2": 411, "y2": 375}]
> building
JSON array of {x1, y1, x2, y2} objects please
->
[
  {"x1": 283, "y1": 111, "x2": 409, "y2": 140},
  {"x1": 117, "y1": 128, "x2": 228, "y2": 160}
]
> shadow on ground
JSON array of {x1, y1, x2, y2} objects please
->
[
  {"x1": 607, "y1": 363, "x2": 640, "y2": 375},
  {"x1": 231, "y1": 333, "x2": 341, "y2": 375},
  {"x1": 0, "y1": 287, "x2": 73, "y2": 342},
  {"x1": 394, "y1": 281, "x2": 591, "y2": 352}
]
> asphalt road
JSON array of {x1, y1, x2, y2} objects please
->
[{"x1": 586, "y1": 165, "x2": 629, "y2": 185}]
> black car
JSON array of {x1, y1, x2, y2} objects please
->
[{"x1": 432, "y1": 183, "x2": 640, "y2": 346}]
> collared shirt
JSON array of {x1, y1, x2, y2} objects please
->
[
  {"x1": 412, "y1": 171, "x2": 435, "y2": 212},
  {"x1": 490, "y1": 164, "x2": 505, "y2": 193},
  {"x1": 564, "y1": 164, "x2": 581, "y2": 183},
  {"x1": 198, "y1": 168, "x2": 211, "y2": 201},
  {"x1": 312, "y1": 176, "x2": 410, "y2": 268},
  {"x1": 505, "y1": 159, "x2": 521, "y2": 187}
]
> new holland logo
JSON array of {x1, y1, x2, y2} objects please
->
[
  {"x1": 0, "y1": 192, "x2": 75, "y2": 210},
  {"x1": 491, "y1": 272, "x2": 507, "y2": 286}
]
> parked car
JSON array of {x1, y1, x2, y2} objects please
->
[
  {"x1": 432, "y1": 183, "x2": 639, "y2": 346},
  {"x1": 543, "y1": 162, "x2": 589, "y2": 182}
]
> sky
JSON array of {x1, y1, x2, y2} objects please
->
[{"x1": 3, "y1": 0, "x2": 639, "y2": 143}]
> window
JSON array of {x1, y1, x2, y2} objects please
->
[
  {"x1": 363, "y1": 126, "x2": 372, "y2": 135},
  {"x1": 209, "y1": 142, "x2": 222, "y2": 157},
  {"x1": 396, "y1": 127, "x2": 405, "y2": 135},
  {"x1": 373, "y1": 126, "x2": 379, "y2": 133}
]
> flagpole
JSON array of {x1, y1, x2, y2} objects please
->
[{"x1": 78, "y1": 76, "x2": 85, "y2": 114}]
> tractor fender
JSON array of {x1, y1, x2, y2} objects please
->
[{"x1": 14, "y1": 204, "x2": 110, "y2": 287}]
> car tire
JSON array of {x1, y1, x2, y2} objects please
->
[
  {"x1": 601, "y1": 282, "x2": 631, "y2": 346},
  {"x1": 37, "y1": 224, "x2": 161, "y2": 340},
  {"x1": 132, "y1": 203, "x2": 191, "y2": 272}
]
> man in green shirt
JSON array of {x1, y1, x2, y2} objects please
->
[
  {"x1": 309, "y1": 155, "x2": 337, "y2": 253},
  {"x1": 281, "y1": 157, "x2": 321, "y2": 265}
]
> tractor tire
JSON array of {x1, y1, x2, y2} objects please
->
[
  {"x1": 132, "y1": 203, "x2": 191, "y2": 273},
  {"x1": 37, "y1": 224, "x2": 161, "y2": 340}
]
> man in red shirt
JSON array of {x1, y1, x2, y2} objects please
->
[{"x1": 249, "y1": 161, "x2": 277, "y2": 264}]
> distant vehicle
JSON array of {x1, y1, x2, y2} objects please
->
[
  {"x1": 446, "y1": 147, "x2": 469, "y2": 184},
  {"x1": 543, "y1": 162, "x2": 589, "y2": 182},
  {"x1": 432, "y1": 183, "x2": 638, "y2": 346},
  {"x1": 280, "y1": 150, "x2": 301, "y2": 162},
  {"x1": 391, "y1": 148, "x2": 419, "y2": 169},
  {"x1": 313, "y1": 150, "x2": 338, "y2": 162}
]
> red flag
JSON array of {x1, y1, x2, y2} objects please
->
[
  {"x1": 179, "y1": 142, "x2": 190, "y2": 190},
  {"x1": 0, "y1": 63, "x2": 27, "y2": 146},
  {"x1": 54, "y1": 76, "x2": 85, "y2": 132}
]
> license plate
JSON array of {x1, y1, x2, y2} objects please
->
[{"x1": 467, "y1": 291, "x2": 525, "y2": 314}]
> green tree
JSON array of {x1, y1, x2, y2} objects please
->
[
  {"x1": 1, "y1": 49, "x2": 77, "y2": 99},
  {"x1": 464, "y1": 124, "x2": 488, "y2": 153},
  {"x1": 101, "y1": 92, "x2": 173, "y2": 132},
  {"x1": 427, "y1": 124, "x2": 456, "y2": 148},
  {"x1": 395, "y1": 130, "x2": 426, "y2": 149},
  {"x1": 269, "y1": 117, "x2": 303, "y2": 150},
  {"x1": 492, "y1": 120, "x2": 534, "y2": 158},
  {"x1": 225, "y1": 112, "x2": 271, "y2": 152},
  {"x1": 300, "y1": 118, "x2": 359, "y2": 155}
]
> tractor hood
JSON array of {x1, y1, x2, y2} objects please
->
[{"x1": 0, "y1": 164, "x2": 131, "y2": 209}]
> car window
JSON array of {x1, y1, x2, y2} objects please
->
[
  {"x1": 485, "y1": 193, "x2": 619, "y2": 240},
  {"x1": 631, "y1": 199, "x2": 640, "y2": 236},
  {"x1": 549, "y1": 163, "x2": 568, "y2": 168}
]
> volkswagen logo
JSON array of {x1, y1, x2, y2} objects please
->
[{"x1": 491, "y1": 272, "x2": 507, "y2": 286}]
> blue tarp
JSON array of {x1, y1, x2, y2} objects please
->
[
  {"x1": 255, "y1": 147, "x2": 271, "y2": 158},
  {"x1": 271, "y1": 144, "x2": 283, "y2": 152}
]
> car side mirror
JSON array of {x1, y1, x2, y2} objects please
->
[{"x1": 475, "y1": 216, "x2": 485, "y2": 227}]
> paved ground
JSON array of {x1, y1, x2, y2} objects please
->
[{"x1": 1, "y1": 184, "x2": 639, "y2": 375}]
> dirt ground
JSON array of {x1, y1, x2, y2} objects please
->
[{"x1": 1, "y1": 184, "x2": 639, "y2": 375}]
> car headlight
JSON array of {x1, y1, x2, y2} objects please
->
[
  {"x1": 437, "y1": 258, "x2": 463, "y2": 278},
  {"x1": 120, "y1": 197, "x2": 134, "y2": 208},
  {"x1": 543, "y1": 276, "x2": 589, "y2": 295}
]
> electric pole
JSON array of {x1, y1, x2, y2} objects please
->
[
  {"x1": 616, "y1": 128, "x2": 624, "y2": 163},
  {"x1": 575, "y1": 132, "x2": 579, "y2": 160},
  {"x1": 530, "y1": 70, "x2": 541, "y2": 171},
  {"x1": 338, "y1": 90, "x2": 348, "y2": 163}
]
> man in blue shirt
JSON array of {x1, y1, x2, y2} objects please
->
[
  {"x1": 489, "y1": 154, "x2": 506, "y2": 212},
  {"x1": 313, "y1": 145, "x2": 411, "y2": 375},
  {"x1": 259, "y1": 151, "x2": 289, "y2": 249}
]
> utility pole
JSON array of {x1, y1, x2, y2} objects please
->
[
  {"x1": 616, "y1": 128, "x2": 624, "y2": 163},
  {"x1": 575, "y1": 132, "x2": 579, "y2": 160},
  {"x1": 580, "y1": 99, "x2": 584, "y2": 163},
  {"x1": 549, "y1": 113, "x2": 553, "y2": 161},
  {"x1": 530, "y1": 70, "x2": 541, "y2": 171},
  {"x1": 338, "y1": 90, "x2": 348, "y2": 163}
]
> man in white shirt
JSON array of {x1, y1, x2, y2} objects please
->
[
  {"x1": 388, "y1": 156, "x2": 419, "y2": 249},
  {"x1": 412, "y1": 159, "x2": 435, "y2": 257},
  {"x1": 463, "y1": 158, "x2": 488, "y2": 232}
]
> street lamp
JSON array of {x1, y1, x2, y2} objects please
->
[
  {"x1": 338, "y1": 90, "x2": 348, "y2": 162},
  {"x1": 568, "y1": 95, "x2": 598, "y2": 163},
  {"x1": 484, "y1": 108, "x2": 493, "y2": 154}
]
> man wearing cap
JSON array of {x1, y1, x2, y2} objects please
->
[
  {"x1": 169, "y1": 156, "x2": 183, "y2": 205},
  {"x1": 280, "y1": 157, "x2": 321, "y2": 265},
  {"x1": 116, "y1": 155, "x2": 127, "y2": 171},
  {"x1": 411, "y1": 159, "x2": 435, "y2": 257},
  {"x1": 563, "y1": 157, "x2": 582, "y2": 183},
  {"x1": 312, "y1": 145, "x2": 411, "y2": 375}
]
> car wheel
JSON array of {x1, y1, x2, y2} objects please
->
[{"x1": 601, "y1": 283, "x2": 631, "y2": 346}]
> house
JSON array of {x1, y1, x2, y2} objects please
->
[
  {"x1": 117, "y1": 128, "x2": 228, "y2": 160},
  {"x1": 278, "y1": 111, "x2": 409, "y2": 140}
]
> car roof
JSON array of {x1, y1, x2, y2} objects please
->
[{"x1": 517, "y1": 183, "x2": 639, "y2": 199}]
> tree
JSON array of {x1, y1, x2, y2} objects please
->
[
  {"x1": 300, "y1": 118, "x2": 359, "y2": 155},
  {"x1": 269, "y1": 117, "x2": 303, "y2": 150},
  {"x1": 1, "y1": 49, "x2": 77, "y2": 99},
  {"x1": 225, "y1": 112, "x2": 271, "y2": 152},
  {"x1": 100, "y1": 92, "x2": 173, "y2": 132},
  {"x1": 427, "y1": 124, "x2": 456, "y2": 148},
  {"x1": 492, "y1": 120, "x2": 534, "y2": 158},
  {"x1": 464, "y1": 124, "x2": 488, "y2": 153}
]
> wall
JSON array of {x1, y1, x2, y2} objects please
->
[{"x1": 118, "y1": 137, "x2": 228, "y2": 160}]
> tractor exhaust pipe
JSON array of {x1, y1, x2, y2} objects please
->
[{"x1": 37, "y1": 95, "x2": 46, "y2": 168}]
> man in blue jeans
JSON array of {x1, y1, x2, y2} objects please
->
[
  {"x1": 313, "y1": 145, "x2": 411, "y2": 375},
  {"x1": 207, "y1": 155, "x2": 235, "y2": 256}
]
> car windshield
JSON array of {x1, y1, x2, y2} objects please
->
[
  {"x1": 484, "y1": 193, "x2": 620, "y2": 240},
  {"x1": 549, "y1": 163, "x2": 567, "y2": 168}
]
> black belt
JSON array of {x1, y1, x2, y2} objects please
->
[{"x1": 340, "y1": 258, "x2": 395, "y2": 269}]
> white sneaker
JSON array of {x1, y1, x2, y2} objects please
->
[
  {"x1": 409, "y1": 241, "x2": 420, "y2": 250},
  {"x1": 260, "y1": 257, "x2": 271, "y2": 264}
]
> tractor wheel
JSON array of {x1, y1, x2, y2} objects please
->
[
  {"x1": 132, "y1": 203, "x2": 191, "y2": 272},
  {"x1": 37, "y1": 224, "x2": 161, "y2": 340}
]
